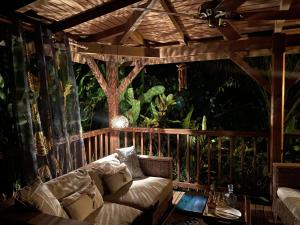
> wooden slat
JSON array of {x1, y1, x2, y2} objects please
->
[
  {"x1": 158, "y1": 133, "x2": 161, "y2": 157},
  {"x1": 229, "y1": 137, "x2": 234, "y2": 182},
  {"x1": 176, "y1": 134, "x2": 180, "y2": 181},
  {"x1": 196, "y1": 136, "x2": 200, "y2": 184},
  {"x1": 88, "y1": 137, "x2": 91, "y2": 163},
  {"x1": 141, "y1": 133, "x2": 144, "y2": 154},
  {"x1": 94, "y1": 135, "x2": 98, "y2": 160},
  {"x1": 207, "y1": 136, "x2": 211, "y2": 185},
  {"x1": 100, "y1": 134, "x2": 103, "y2": 158},
  {"x1": 124, "y1": 131, "x2": 128, "y2": 147},
  {"x1": 167, "y1": 134, "x2": 170, "y2": 157},
  {"x1": 132, "y1": 131, "x2": 136, "y2": 146},
  {"x1": 149, "y1": 132, "x2": 153, "y2": 156},
  {"x1": 186, "y1": 135, "x2": 190, "y2": 183},
  {"x1": 217, "y1": 137, "x2": 222, "y2": 181},
  {"x1": 105, "y1": 134, "x2": 109, "y2": 154},
  {"x1": 49, "y1": 0, "x2": 143, "y2": 32},
  {"x1": 112, "y1": 127, "x2": 269, "y2": 137}
]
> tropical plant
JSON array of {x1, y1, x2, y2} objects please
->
[
  {"x1": 120, "y1": 85, "x2": 165, "y2": 125},
  {"x1": 75, "y1": 64, "x2": 106, "y2": 131}
]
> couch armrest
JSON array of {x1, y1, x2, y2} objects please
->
[
  {"x1": 273, "y1": 163, "x2": 300, "y2": 201},
  {"x1": 138, "y1": 155, "x2": 173, "y2": 179}
]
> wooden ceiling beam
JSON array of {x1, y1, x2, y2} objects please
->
[
  {"x1": 274, "y1": 0, "x2": 294, "y2": 32},
  {"x1": 118, "y1": 60, "x2": 144, "y2": 95},
  {"x1": 85, "y1": 57, "x2": 109, "y2": 96},
  {"x1": 159, "y1": 0, "x2": 188, "y2": 45},
  {"x1": 218, "y1": 21, "x2": 242, "y2": 40},
  {"x1": 130, "y1": 31, "x2": 147, "y2": 45},
  {"x1": 49, "y1": 0, "x2": 143, "y2": 32},
  {"x1": 160, "y1": 37, "x2": 273, "y2": 58},
  {"x1": 118, "y1": 0, "x2": 157, "y2": 44},
  {"x1": 78, "y1": 43, "x2": 160, "y2": 58},
  {"x1": 230, "y1": 52, "x2": 270, "y2": 93},
  {"x1": 77, "y1": 24, "x2": 126, "y2": 42}
]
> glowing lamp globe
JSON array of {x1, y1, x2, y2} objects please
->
[{"x1": 111, "y1": 115, "x2": 129, "y2": 128}]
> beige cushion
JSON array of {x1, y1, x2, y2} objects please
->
[
  {"x1": 117, "y1": 146, "x2": 145, "y2": 178},
  {"x1": 61, "y1": 183, "x2": 103, "y2": 221},
  {"x1": 17, "y1": 178, "x2": 68, "y2": 218},
  {"x1": 88, "y1": 153, "x2": 120, "y2": 167},
  {"x1": 84, "y1": 202, "x2": 142, "y2": 225},
  {"x1": 87, "y1": 158, "x2": 126, "y2": 195},
  {"x1": 104, "y1": 176, "x2": 173, "y2": 210},
  {"x1": 103, "y1": 166, "x2": 132, "y2": 194},
  {"x1": 87, "y1": 169, "x2": 105, "y2": 196},
  {"x1": 277, "y1": 187, "x2": 300, "y2": 221},
  {"x1": 45, "y1": 169, "x2": 91, "y2": 200},
  {"x1": 86, "y1": 154, "x2": 121, "y2": 195}
]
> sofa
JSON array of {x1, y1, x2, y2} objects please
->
[
  {"x1": 1, "y1": 152, "x2": 173, "y2": 225},
  {"x1": 272, "y1": 163, "x2": 300, "y2": 225}
]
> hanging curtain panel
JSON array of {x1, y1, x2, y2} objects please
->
[{"x1": 12, "y1": 24, "x2": 86, "y2": 185}]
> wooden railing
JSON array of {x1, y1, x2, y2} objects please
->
[{"x1": 83, "y1": 128, "x2": 269, "y2": 194}]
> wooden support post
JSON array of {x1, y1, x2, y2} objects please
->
[
  {"x1": 106, "y1": 60, "x2": 120, "y2": 152},
  {"x1": 270, "y1": 33, "x2": 286, "y2": 164},
  {"x1": 86, "y1": 57, "x2": 144, "y2": 154}
]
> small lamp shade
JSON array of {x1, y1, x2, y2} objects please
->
[{"x1": 111, "y1": 115, "x2": 129, "y2": 128}]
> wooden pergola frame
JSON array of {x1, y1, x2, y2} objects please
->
[
  {"x1": 3, "y1": 0, "x2": 300, "y2": 170},
  {"x1": 71, "y1": 32, "x2": 299, "y2": 167}
]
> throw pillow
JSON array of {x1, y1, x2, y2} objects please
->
[
  {"x1": 117, "y1": 146, "x2": 145, "y2": 178},
  {"x1": 88, "y1": 162, "x2": 128, "y2": 195},
  {"x1": 61, "y1": 183, "x2": 103, "y2": 221},
  {"x1": 17, "y1": 177, "x2": 68, "y2": 218},
  {"x1": 103, "y1": 166, "x2": 132, "y2": 194}
]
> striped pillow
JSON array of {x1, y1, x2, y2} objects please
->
[{"x1": 17, "y1": 177, "x2": 68, "y2": 218}]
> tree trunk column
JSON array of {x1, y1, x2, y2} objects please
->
[
  {"x1": 270, "y1": 33, "x2": 285, "y2": 165},
  {"x1": 106, "y1": 61, "x2": 120, "y2": 152}
]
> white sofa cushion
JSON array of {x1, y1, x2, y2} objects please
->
[
  {"x1": 277, "y1": 187, "x2": 300, "y2": 221},
  {"x1": 104, "y1": 176, "x2": 173, "y2": 210},
  {"x1": 117, "y1": 146, "x2": 145, "y2": 178},
  {"x1": 17, "y1": 178, "x2": 68, "y2": 218},
  {"x1": 45, "y1": 169, "x2": 91, "y2": 200},
  {"x1": 84, "y1": 202, "x2": 142, "y2": 225},
  {"x1": 103, "y1": 166, "x2": 132, "y2": 194},
  {"x1": 86, "y1": 153, "x2": 121, "y2": 195},
  {"x1": 61, "y1": 183, "x2": 104, "y2": 221}
]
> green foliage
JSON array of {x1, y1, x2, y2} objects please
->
[
  {"x1": 141, "y1": 93, "x2": 177, "y2": 127},
  {"x1": 120, "y1": 85, "x2": 176, "y2": 127},
  {"x1": 139, "y1": 85, "x2": 165, "y2": 104},
  {"x1": 122, "y1": 88, "x2": 141, "y2": 125},
  {"x1": 76, "y1": 65, "x2": 106, "y2": 131}
]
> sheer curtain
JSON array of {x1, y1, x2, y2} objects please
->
[{"x1": 12, "y1": 24, "x2": 86, "y2": 185}]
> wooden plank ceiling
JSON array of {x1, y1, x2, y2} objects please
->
[{"x1": 10, "y1": 0, "x2": 300, "y2": 64}]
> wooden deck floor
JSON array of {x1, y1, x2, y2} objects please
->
[{"x1": 163, "y1": 191, "x2": 283, "y2": 225}]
